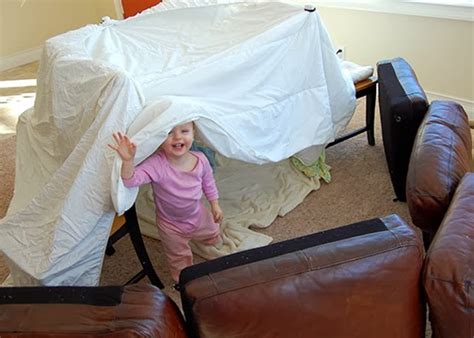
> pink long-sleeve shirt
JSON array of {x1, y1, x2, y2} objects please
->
[{"x1": 122, "y1": 151, "x2": 219, "y2": 233}]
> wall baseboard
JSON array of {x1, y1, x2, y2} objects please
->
[
  {"x1": 0, "y1": 47, "x2": 42, "y2": 72},
  {"x1": 426, "y1": 91, "x2": 474, "y2": 122}
]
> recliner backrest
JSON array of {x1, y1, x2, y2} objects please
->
[
  {"x1": 179, "y1": 216, "x2": 425, "y2": 338},
  {"x1": 377, "y1": 57, "x2": 429, "y2": 201},
  {"x1": 406, "y1": 100, "x2": 472, "y2": 238}
]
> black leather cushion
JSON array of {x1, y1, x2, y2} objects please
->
[{"x1": 377, "y1": 57, "x2": 429, "y2": 201}]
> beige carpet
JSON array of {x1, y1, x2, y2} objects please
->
[{"x1": 0, "y1": 62, "x2": 470, "y2": 327}]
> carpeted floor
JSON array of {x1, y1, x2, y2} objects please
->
[{"x1": 0, "y1": 63, "x2": 470, "y2": 334}]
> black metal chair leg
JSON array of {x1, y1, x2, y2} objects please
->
[
  {"x1": 366, "y1": 83, "x2": 376, "y2": 146},
  {"x1": 105, "y1": 245, "x2": 116, "y2": 256},
  {"x1": 106, "y1": 224, "x2": 129, "y2": 256},
  {"x1": 124, "y1": 205, "x2": 164, "y2": 289}
]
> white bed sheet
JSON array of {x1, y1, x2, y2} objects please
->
[{"x1": 0, "y1": 0, "x2": 355, "y2": 286}]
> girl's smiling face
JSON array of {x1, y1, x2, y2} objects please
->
[{"x1": 161, "y1": 122, "x2": 194, "y2": 159}]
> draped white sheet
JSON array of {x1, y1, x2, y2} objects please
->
[{"x1": 0, "y1": 1, "x2": 355, "y2": 286}]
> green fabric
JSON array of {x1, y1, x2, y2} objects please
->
[{"x1": 290, "y1": 151, "x2": 332, "y2": 183}]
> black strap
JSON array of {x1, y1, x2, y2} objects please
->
[{"x1": 0, "y1": 286, "x2": 123, "y2": 306}]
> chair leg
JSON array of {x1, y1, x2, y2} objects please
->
[
  {"x1": 366, "y1": 83, "x2": 376, "y2": 146},
  {"x1": 106, "y1": 224, "x2": 129, "y2": 256},
  {"x1": 124, "y1": 205, "x2": 164, "y2": 289},
  {"x1": 105, "y1": 245, "x2": 116, "y2": 256}
]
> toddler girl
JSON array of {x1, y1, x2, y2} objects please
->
[{"x1": 109, "y1": 122, "x2": 223, "y2": 283}]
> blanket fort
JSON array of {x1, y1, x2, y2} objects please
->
[{"x1": 0, "y1": 1, "x2": 355, "y2": 286}]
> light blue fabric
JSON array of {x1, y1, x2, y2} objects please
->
[{"x1": 191, "y1": 142, "x2": 217, "y2": 172}]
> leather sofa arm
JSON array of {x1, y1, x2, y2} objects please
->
[
  {"x1": 423, "y1": 173, "x2": 474, "y2": 338},
  {"x1": 0, "y1": 284, "x2": 187, "y2": 337}
]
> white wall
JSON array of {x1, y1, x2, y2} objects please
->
[
  {"x1": 317, "y1": 7, "x2": 473, "y2": 112},
  {"x1": 0, "y1": 0, "x2": 117, "y2": 70}
]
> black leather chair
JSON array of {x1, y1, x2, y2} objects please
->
[{"x1": 377, "y1": 57, "x2": 429, "y2": 201}]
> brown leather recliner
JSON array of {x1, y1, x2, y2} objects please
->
[
  {"x1": 406, "y1": 100, "x2": 472, "y2": 245},
  {"x1": 403, "y1": 93, "x2": 473, "y2": 337},
  {"x1": 179, "y1": 215, "x2": 425, "y2": 338},
  {"x1": 423, "y1": 172, "x2": 474, "y2": 338}
]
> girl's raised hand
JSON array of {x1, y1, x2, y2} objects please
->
[{"x1": 108, "y1": 132, "x2": 136, "y2": 161}]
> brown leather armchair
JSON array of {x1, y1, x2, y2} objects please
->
[{"x1": 406, "y1": 100, "x2": 472, "y2": 245}]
